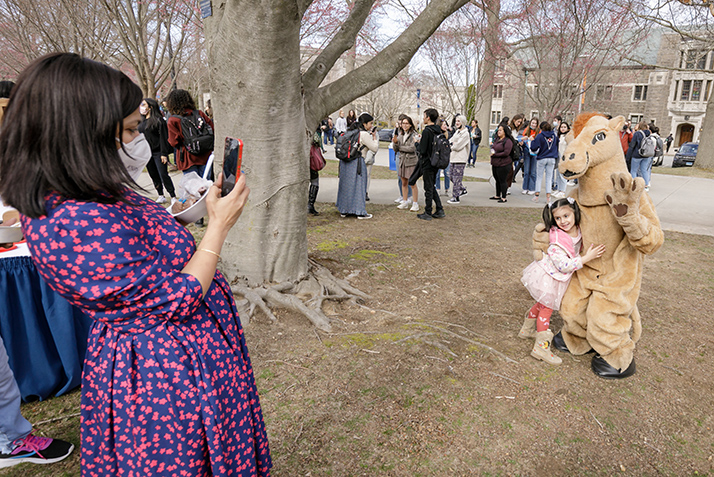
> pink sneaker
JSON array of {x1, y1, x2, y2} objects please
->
[{"x1": 0, "y1": 433, "x2": 74, "y2": 468}]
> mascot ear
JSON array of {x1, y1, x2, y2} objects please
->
[{"x1": 610, "y1": 115, "x2": 625, "y2": 132}]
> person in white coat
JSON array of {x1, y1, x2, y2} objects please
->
[{"x1": 447, "y1": 115, "x2": 470, "y2": 204}]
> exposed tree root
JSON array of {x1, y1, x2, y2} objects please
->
[{"x1": 231, "y1": 258, "x2": 371, "y2": 332}]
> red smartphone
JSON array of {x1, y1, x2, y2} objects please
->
[{"x1": 222, "y1": 137, "x2": 243, "y2": 196}]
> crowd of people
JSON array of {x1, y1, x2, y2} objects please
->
[{"x1": 314, "y1": 105, "x2": 672, "y2": 220}]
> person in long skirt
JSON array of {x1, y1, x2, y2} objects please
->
[{"x1": 335, "y1": 113, "x2": 379, "y2": 219}]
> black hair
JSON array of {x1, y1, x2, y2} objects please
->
[
  {"x1": 401, "y1": 115, "x2": 415, "y2": 131},
  {"x1": 540, "y1": 121, "x2": 552, "y2": 132},
  {"x1": 497, "y1": 123, "x2": 516, "y2": 148},
  {"x1": 542, "y1": 198, "x2": 581, "y2": 231},
  {"x1": 0, "y1": 80, "x2": 14, "y2": 99},
  {"x1": 0, "y1": 53, "x2": 142, "y2": 218},
  {"x1": 558, "y1": 121, "x2": 570, "y2": 137},
  {"x1": 142, "y1": 97, "x2": 163, "y2": 132},
  {"x1": 424, "y1": 108, "x2": 439, "y2": 123},
  {"x1": 165, "y1": 89, "x2": 195, "y2": 116}
]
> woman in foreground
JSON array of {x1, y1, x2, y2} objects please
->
[{"x1": 0, "y1": 53, "x2": 271, "y2": 476}]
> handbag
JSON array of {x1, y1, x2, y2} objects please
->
[{"x1": 309, "y1": 144, "x2": 326, "y2": 171}]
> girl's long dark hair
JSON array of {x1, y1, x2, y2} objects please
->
[
  {"x1": 142, "y1": 97, "x2": 163, "y2": 132},
  {"x1": 0, "y1": 53, "x2": 142, "y2": 218},
  {"x1": 542, "y1": 198, "x2": 581, "y2": 231}
]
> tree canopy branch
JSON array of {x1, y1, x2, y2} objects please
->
[
  {"x1": 302, "y1": 0, "x2": 375, "y2": 91},
  {"x1": 305, "y1": 0, "x2": 469, "y2": 121}
]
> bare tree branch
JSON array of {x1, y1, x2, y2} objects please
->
[{"x1": 302, "y1": 0, "x2": 375, "y2": 91}]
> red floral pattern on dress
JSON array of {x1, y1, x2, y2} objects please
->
[{"x1": 21, "y1": 190, "x2": 271, "y2": 476}]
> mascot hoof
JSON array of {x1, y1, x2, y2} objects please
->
[
  {"x1": 552, "y1": 331, "x2": 570, "y2": 353},
  {"x1": 591, "y1": 355, "x2": 636, "y2": 379}
]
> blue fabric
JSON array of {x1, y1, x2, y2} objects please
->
[
  {"x1": 336, "y1": 157, "x2": 368, "y2": 215},
  {"x1": 0, "y1": 333, "x2": 32, "y2": 453},
  {"x1": 535, "y1": 158, "x2": 557, "y2": 195},
  {"x1": 522, "y1": 151, "x2": 537, "y2": 192},
  {"x1": 0, "y1": 256, "x2": 90, "y2": 402},
  {"x1": 530, "y1": 131, "x2": 559, "y2": 159},
  {"x1": 631, "y1": 156, "x2": 652, "y2": 186}
]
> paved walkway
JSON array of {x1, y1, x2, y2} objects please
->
[
  {"x1": 314, "y1": 145, "x2": 714, "y2": 237},
  {"x1": 135, "y1": 146, "x2": 714, "y2": 237}
]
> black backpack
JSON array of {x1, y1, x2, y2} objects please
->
[
  {"x1": 510, "y1": 138, "x2": 522, "y2": 162},
  {"x1": 430, "y1": 133, "x2": 451, "y2": 169},
  {"x1": 180, "y1": 110, "x2": 214, "y2": 155},
  {"x1": 335, "y1": 129, "x2": 362, "y2": 162}
]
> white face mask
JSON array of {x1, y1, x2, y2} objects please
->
[{"x1": 116, "y1": 133, "x2": 152, "y2": 181}]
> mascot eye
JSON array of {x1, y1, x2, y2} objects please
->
[{"x1": 592, "y1": 132, "x2": 606, "y2": 144}]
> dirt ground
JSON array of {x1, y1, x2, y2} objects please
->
[{"x1": 5, "y1": 202, "x2": 714, "y2": 476}]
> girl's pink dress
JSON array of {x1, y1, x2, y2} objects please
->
[{"x1": 521, "y1": 227, "x2": 583, "y2": 310}]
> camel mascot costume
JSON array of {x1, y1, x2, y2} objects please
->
[{"x1": 534, "y1": 113, "x2": 664, "y2": 379}]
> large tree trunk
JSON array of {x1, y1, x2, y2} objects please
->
[
  {"x1": 695, "y1": 93, "x2": 714, "y2": 171},
  {"x1": 203, "y1": 0, "x2": 469, "y2": 294},
  {"x1": 206, "y1": 2, "x2": 309, "y2": 286},
  {"x1": 475, "y1": 0, "x2": 501, "y2": 140}
]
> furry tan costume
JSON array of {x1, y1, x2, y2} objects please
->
[{"x1": 535, "y1": 113, "x2": 664, "y2": 378}]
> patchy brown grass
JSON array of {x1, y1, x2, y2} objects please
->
[{"x1": 6, "y1": 204, "x2": 714, "y2": 476}]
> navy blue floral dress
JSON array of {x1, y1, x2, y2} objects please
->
[{"x1": 21, "y1": 190, "x2": 271, "y2": 476}]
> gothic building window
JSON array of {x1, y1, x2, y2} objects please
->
[
  {"x1": 596, "y1": 85, "x2": 613, "y2": 101},
  {"x1": 633, "y1": 85, "x2": 648, "y2": 101}
]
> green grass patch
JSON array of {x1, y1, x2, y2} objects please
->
[
  {"x1": 316, "y1": 240, "x2": 348, "y2": 252},
  {"x1": 349, "y1": 249, "x2": 397, "y2": 261}
]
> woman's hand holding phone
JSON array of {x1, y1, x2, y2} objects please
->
[{"x1": 206, "y1": 173, "x2": 250, "y2": 236}]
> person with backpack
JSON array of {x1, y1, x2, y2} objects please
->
[
  {"x1": 447, "y1": 115, "x2": 470, "y2": 204},
  {"x1": 625, "y1": 120, "x2": 654, "y2": 192},
  {"x1": 166, "y1": 89, "x2": 214, "y2": 179},
  {"x1": 413, "y1": 108, "x2": 445, "y2": 221},
  {"x1": 650, "y1": 124, "x2": 665, "y2": 168},
  {"x1": 489, "y1": 124, "x2": 515, "y2": 203},
  {"x1": 335, "y1": 113, "x2": 378, "y2": 219},
  {"x1": 529, "y1": 121, "x2": 560, "y2": 203},
  {"x1": 434, "y1": 118, "x2": 451, "y2": 197},
  {"x1": 139, "y1": 98, "x2": 176, "y2": 205}
]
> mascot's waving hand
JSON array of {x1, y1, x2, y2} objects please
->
[{"x1": 533, "y1": 113, "x2": 664, "y2": 379}]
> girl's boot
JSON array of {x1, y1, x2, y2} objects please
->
[
  {"x1": 518, "y1": 312, "x2": 536, "y2": 340},
  {"x1": 531, "y1": 330, "x2": 562, "y2": 365}
]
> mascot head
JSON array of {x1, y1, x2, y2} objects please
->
[{"x1": 559, "y1": 113, "x2": 626, "y2": 179}]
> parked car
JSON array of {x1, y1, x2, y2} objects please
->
[
  {"x1": 672, "y1": 142, "x2": 699, "y2": 168},
  {"x1": 377, "y1": 128, "x2": 394, "y2": 142}
]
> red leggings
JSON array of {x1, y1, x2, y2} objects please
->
[{"x1": 528, "y1": 302, "x2": 553, "y2": 332}]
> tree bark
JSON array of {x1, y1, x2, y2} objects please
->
[
  {"x1": 695, "y1": 93, "x2": 714, "y2": 171},
  {"x1": 206, "y1": 1, "x2": 308, "y2": 286},
  {"x1": 204, "y1": 0, "x2": 468, "y2": 287},
  {"x1": 475, "y1": 0, "x2": 500, "y2": 140}
]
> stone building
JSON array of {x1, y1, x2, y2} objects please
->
[{"x1": 494, "y1": 29, "x2": 713, "y2": 147}]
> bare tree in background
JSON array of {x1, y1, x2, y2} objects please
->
[
  {"x1": 510, "y1": 0, "x2": 641, "y2": 119},
  {"x1": 203, "y1": 0, "x2": 470, "y2": 330},
  {"x1": 621, "y1": 0, "x2": 714, "y2": 170},
  {"x1": 0, "y1": 0, "x2": 198, "y2": 97}
]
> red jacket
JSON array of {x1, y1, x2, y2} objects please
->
[
  {"x1": 619, "y1": 130, "x2": 633, "y2": 154},
  {"x1": 167, "y1": 109, "x2": 214, "y2": 171}
]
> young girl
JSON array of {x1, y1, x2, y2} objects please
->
[{"x1": 519, "y1": 198, "x2": 606, "y2": 365}]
